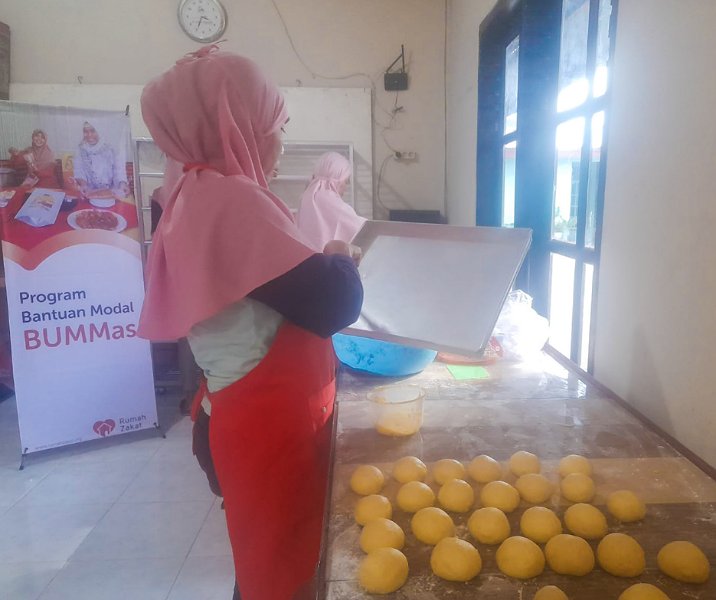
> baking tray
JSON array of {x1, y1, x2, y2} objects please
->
[{"x1": 343, "y1": 220, "x2": 531, "y2": 357}]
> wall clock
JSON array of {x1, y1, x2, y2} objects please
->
[{"x1": 178, "y1": 0, "x2": 227, "y2": 43}]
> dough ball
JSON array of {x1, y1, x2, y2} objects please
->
[
  {"x1": 545, "y1": 534, "x2": 595, "y2": 576},
  {"x1": 509, "y1": 450, "x2": 541, "y2": 476},
  {"x1": 607, "y1": 490, "x2": 646, "y2": 523},
  {"x1": 350, "y1": 465, "x2": 385, "y2": 495},
  {"x1": 360, "y1": 518, "x2": 405, "y2": 553},
  {"x1": 515, "y1": 473, "x2": 554, "y2": 504},
  {"x1": 355, "y1": 494, "x2": 392, "y2": 526},
  {"x1": 597, "y1": 533, "x2": 645, "y2": 577},
  {"x1": 481, "y1": 480, "x2": 521, "y2": 513},
  {"x1": 468, "y1": 507, "x2": 511, "y2": 545},
  {"x1": 534, "y1": 586, "x2": 569, "y2": 600},
  {"x1": 438, "y1": 479, "x2": 475, "y2": 513},
  {"x1": 617, "y1": 583, "x2": 671, "y2": 600},
  {"x1": 564, "y1": 503, "x2": 608, "y2": 539},
  {"x1": 558, "y1": 454, "x2": 592, "y2": 477},
  {"x1": 430, "y1": 537, "x2": 482, "y2": 582},
  {"x1": 411, "y1": 506, "x2": 455, "y2": 545},
  {"x1": 467, "y1": 454, "x2": 503, "y2": 483},
  {"x1": 396, "y1": 481, "x2": 435, "y2": 513},
  {"x1": 520, "y1": 506, "x2": 562, "y2": 544},
  {"x1": 495, "y1": 536, "x2": 545, "y2": 579},
  {"x1": 392, "y1": 456, "x2": 428, "y2": 483},
  {"x1": 358, "y1": 547, "x2": 409, "y2": 594},
  {"x1": 657, "y1": 540, "x2": 710, "y2": 583},
  {"x1": 560, "y1": 472, "x2": 595, "y2": 503},
  {"x1": 432, "y1": 459, "x2": 466, "y2": 484}
]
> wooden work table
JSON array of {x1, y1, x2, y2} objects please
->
[{"x1": 320, "y1": 354, "x2": 716, "y2": 599}]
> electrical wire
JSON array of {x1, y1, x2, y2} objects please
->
[
  {"x1": 270, "y1": 0, "x2": 412, "y2": 214},
  {"x1": 271, "y1": 0, "x2": 399, "y2": 124},
  {"x1": 377, "y1": 90, "x2": 406, "y2": 156},
  {"x1": 376, "y1": 150, "x2": 416, "y2": 216},
  {"x1": 270, "y1": 0, "x2": 376, "y2": 88},
  {"x1": 375, "y1": 154, "x2": 393, "y2": 216}
]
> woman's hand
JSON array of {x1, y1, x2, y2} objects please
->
[
  {"x1": 323, "y1": 240, "x2": 350, "y2": 256},
  {"x1": 323, "y1": 240, "x2": 362, "y2": 265},
  {"x1": 348, "y1": 244, "x2": 362, "y2": 265}
]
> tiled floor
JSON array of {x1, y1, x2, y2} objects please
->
[{"x1": 0, "y1": 390, "x2": 234, "y2": 600}]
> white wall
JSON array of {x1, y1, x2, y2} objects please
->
[
  {"x1": 595, "y1": 0, "x2": 716, "y2": 466},
  {"x1": 446, "y1": 0, "x2": 497, "y2": 225},
  {"x1": 2, "y1": 0, "x2": 445, "y2": 218}
]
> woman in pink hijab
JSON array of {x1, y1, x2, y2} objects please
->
[
  {"x1": 296, "y1": 151, "x2": 366, "y2": 249},
  {"x1": 139, "y1": 48, "x2": 362, "y2": 600},
  {"x1": 8, "y1": 129, "x2": 57, "y2": 188}
]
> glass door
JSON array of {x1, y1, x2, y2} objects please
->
[
  {"x1": 502, "y1": 36, "x2": 519, "y2": 229},
  {"x1": 548, "y1": 0, "x2": 614, "y2": 369},
  {"x1": 477, "y1": 0, "x2": 618, "y2": 373}
]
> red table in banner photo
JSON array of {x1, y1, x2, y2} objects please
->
[{"x1": 0, "y1": 185, "x2": 140, "y2": 270}]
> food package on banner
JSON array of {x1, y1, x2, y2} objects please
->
[
  {"x1": 15, "y1": 188, "x2": 65, "y2": 227},
  {"x1": 492, "y1": 290, "x2": 549, "y2": 359}
]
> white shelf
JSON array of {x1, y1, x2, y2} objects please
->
[
  {"x1": 274, "y1": 175, "x2": 311, "y2": 182},
  {"x1": 132, "y1": 138, "x2": 356, "y2": 264}
]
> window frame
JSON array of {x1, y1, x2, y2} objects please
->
[{"x1": 476, "y1": 0, "x2": 620, "y2": 372}]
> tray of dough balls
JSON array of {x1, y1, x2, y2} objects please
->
[{"x1": 324, "y1": 451, "x2": 713, "y2": 600}]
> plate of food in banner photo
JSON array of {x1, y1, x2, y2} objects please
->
[{"x1": 67, "y1": 209, "x2": 127, "y2": 233}]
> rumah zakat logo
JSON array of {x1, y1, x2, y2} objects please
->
[{"x1": 93, "y1": 419, "x2": 116, "y2": 437}]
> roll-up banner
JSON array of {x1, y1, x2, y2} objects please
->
[{"x1": 0, "y1": 101, "x2": 157, "y2": 454}]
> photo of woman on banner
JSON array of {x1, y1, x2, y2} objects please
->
[
  {"x1": 138, "y1": 47, "x2": 362, "y2": 600},
  {"x1": 7, "y1": 129, "x2": 58, "y2": 188},
  {"x1": 72, "y1": 121, "x2": 130, "y2": 199}
]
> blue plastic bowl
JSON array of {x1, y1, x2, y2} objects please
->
[{"x1": 332, "y1": 333, "x2": 437, "y2": 377}]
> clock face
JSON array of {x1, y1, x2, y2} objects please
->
[{"x1": 178, "y1": 0, "x2": 227, "y2": 43}]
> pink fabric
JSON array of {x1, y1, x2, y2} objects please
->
[
  {"x1": 156, "y1": 157, "x2": 183, "y2": 210},
  {"x1": 138, "y1": 48, "x2": 315, "y2": 341},
  {"x1": 296, "y1": 152, "x2": 366, "y2": 250}
]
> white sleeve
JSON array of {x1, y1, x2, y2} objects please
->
[
  {"x1": 72, "y1": 148, "x2": 86, "y2": 182},
  {"x1": 113, "y1": 145, "x2": 128, "y2": 185}
]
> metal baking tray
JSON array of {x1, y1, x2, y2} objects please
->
[{"x1": 344, "y1": 220, "x2": 532, "y2": 357}]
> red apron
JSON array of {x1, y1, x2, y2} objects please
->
[{"x1": 206, "y1": 322, "x2": 336, "y2": 600}]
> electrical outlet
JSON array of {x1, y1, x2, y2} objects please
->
[{"x1": 394, "y1": 151, "x2": 418, "y2": 161}]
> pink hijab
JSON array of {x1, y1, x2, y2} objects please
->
[
  {"x1": 155, "y1": 157, "x2": 183, "y2": 210},
  {"x1": 296, "y1": 152, "x2": 366, "y2": 250},
  {"x1": 138, "y1": 48, "x2": 315, "y2": 341}
]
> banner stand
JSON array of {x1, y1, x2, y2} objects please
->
[
  {"x1": 18, "y1": 420, "x2": 166, "y2": 471},
  {"x1": 1, "y1": 101, "x2": 159, "y2": 459}
]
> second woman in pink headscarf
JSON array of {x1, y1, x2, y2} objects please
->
[{"x1": 296, "y1": 151, "x2": 366, "y2": 250}]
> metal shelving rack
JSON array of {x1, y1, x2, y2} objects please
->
[
  {"x1": 134, "y1": 139, "x2": 356, "y2": 255},
  {"x1": 133, "y1": 137, "x2": 164, "y2": 265},
  {"x1": 133, "y1": 138, "x2": 180, "y2": 391}
]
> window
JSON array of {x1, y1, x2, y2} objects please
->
[{"x1": 477, "y1": 0, "x2": 617, "y2": 372}]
